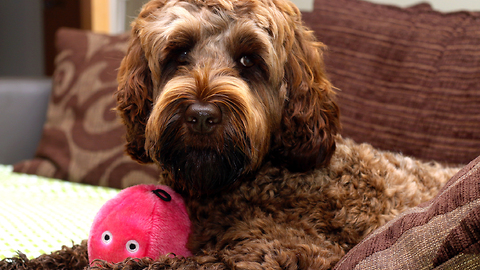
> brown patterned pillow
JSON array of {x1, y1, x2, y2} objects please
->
[
  {"x1": 14, "y1": 28, "x2": 159, "y2": 188},
  {"x1": 302, "y1": 0, "x2": 480, "y2": 165},
  {"x1": 333, "y1": 154, "x2": 480, "y2": 269}
]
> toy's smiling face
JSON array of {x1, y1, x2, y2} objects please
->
[
  {"x1": 89, "y1": 213, "x2": 151, "y2": 263},
  {"x1": 87, "y1": 185, "x2": 192, "y2": 264},
  {"x1": 88, "y1": 196, "x2": 154, "y2": 263},
  {"x1": 101, "y1": 231, "x2": 141, "y2": 256}
]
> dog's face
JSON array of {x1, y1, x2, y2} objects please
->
[{"x1": 117, "y1": 0, "x2": 339, "y2": 196}]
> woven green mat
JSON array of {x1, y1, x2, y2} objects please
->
[{"x1": 0, "y1": 165, "x2": 119, "y2": 259}]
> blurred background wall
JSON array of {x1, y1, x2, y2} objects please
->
[{"x1": 1, "y1": 0, "x2": 479, "y2": 78}]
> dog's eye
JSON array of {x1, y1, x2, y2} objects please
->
[
  {"x1": 177, "y1": 51, "x2": 189, "y2": 64},
  {"x1": 239, "y1": 55, "x2": 254, "y2": 68}
]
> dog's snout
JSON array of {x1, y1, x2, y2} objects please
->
[{"x1": 185, "y1": 103, "x2": 222, "y2": 133}]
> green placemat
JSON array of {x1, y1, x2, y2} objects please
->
[{"x1": 0, "y1": 165, "x2": 119, "y2": 259}]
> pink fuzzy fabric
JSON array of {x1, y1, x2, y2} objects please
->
[{"x1": 88, "y1": 185, "x2": 192, "y2": 264}]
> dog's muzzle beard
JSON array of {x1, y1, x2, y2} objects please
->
[{"x1": 149, "y1": 116, "x2": 251, "y2": 196}]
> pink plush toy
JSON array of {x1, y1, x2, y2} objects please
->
[{"x1": 88, "y1": 184, "x2": 192, "y2": 264}]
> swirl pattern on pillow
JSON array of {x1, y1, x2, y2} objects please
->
[{"x1": 14, "y1": 28, "x2": 159, "y2": 188}]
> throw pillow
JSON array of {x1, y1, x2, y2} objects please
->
[
  {"x1": 302, "y1": 0, "x2": 480, "y2": 165},
  {"x1": 14, "y1": 28, "x2": 159, "y2": 188}
]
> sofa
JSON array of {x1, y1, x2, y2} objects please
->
[
  {"x1": 0, "y1": 77, "x2": 51, "y2": 165},
  {"x1": 1, "y1": 0, "x2": 479, "y2": 268}
]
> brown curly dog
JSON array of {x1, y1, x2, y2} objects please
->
[
  {"x1": 109, "y1": 0, "x2": 460, "y2": 268},
  {"x1": 0, "y1": 0, "x2": 459, "y2": 269}
]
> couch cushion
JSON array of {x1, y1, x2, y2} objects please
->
[
  {"x1": 333, "y1": 154, "x2": 480, "y2": 269},
  {"x1": 14, "y1": 28, "x2": 159, "y2": 188},
  {"x1": 302, "y1": 0, "x2": 480, "y2": 165}
]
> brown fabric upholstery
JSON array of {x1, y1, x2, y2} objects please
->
[
  {"x1": 302, "y1": 0, "x2": 480, "y2": 165},
  {"x1": 334, "y1": 154, "x2": 480, "y2": 269},
  {"x1": 14, "y1": 28, "x2": 159, "y2": 188}
]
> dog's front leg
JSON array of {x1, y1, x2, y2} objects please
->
[{"x1": 207, "y1": 219, "x2": 346, "y2": 270}]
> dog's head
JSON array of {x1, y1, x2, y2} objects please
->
[{"x1": 116, "y1": 0, "x2": 339, "y2": 195}]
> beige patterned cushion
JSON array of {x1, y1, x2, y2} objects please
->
[{"x1": 14, "y1": 28, "x2": 159, "y2": 188}]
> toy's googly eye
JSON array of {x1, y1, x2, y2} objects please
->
[
  {"x1": 101, "y1": 231, "x2": 112, "y2": 244},
  {"x1": 126, "y1": 240, "x2": 139, "y2": 253}
]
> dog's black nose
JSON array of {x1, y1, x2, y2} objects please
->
[{"x1": 185, "y1": 103, "x2": 222, "y2": 133}]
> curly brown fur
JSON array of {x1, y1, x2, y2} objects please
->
[
  {"x1": 1, "y1": 0, "x2": 461, "y2": 269},
  {"x1": 0, "y1": 241, "x2": 88, "y2": 270}
]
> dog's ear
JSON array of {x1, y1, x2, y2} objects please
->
[
  {"x1": 116, "y1": 24, "x2": 154, "y2": 164},
  {"x1": 271, "y1": 24, "x2": 340, "y2": 172},
  {"x1": 116, "y1": 0, "x2": 170, "y2": 164}
]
